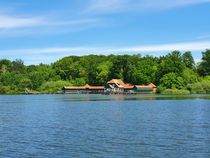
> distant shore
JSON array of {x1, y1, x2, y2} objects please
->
[{"x1": 1, "y1": 50, "x2": 210, "y2": 95}]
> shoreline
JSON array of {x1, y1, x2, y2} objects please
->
[
  {"x1": 1, "y1": 94, "x2": 210, "y2": 102},
  {"x1": 0, "y1": 92, "x2": 184, "y2": 95}
]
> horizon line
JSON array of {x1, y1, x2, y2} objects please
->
[{"x1": 0, "y1": 40, "x2": 209, "y2": 65}]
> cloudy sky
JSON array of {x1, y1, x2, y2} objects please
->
[{"x1": 0, "y1": 0, "x2": 210, "y2": 64}]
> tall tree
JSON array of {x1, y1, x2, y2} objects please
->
[
  {"x1": 109, "y1": 55, "x2": 127, "y2": 80},
  {"x1": 96, "y1": 61, "x2": 112, "y2": 85},
  {"x1": 157, "y1": 51, "x2": 185, "y2": 82},
  {"x1": 160, "y1": 73, "x2": 185, "y2": 89},
  {"x1": 128, "y1": 56, "x2": 158, "y2": 84},
  {"x1": 182, "y1": 51, "x2": 195, "y2": 69},
  {"x1": 12, "y1": 59, "x2": 24, "y2": 73},
  {"x1": 198, "y1": 49, "x2": 210, "y2": 76},
  {"x1": 0, "y1": 59, "x2": 12, "y2": 73}
]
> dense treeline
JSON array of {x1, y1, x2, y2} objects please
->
[{"x1": 0, "y1": 50, "x2": 210, "y2": 94}]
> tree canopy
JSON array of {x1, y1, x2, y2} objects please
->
[{"x1": 0, "y1": 50, "x2": 210, "y2": 94}]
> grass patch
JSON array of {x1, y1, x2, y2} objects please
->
[{"x1": 161, "y1": 89, "x2": 190, "y2": 95}]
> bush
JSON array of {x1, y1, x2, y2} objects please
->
[
  {"x1": 190, "y1": 80, "x2": 210, "y2": 94},
  {"x1": 69, "y1": 78, "x2": 86, "y2": 86},
  {"x1": 38, "y1": 80, "x2": 72, "y2": 94},
  {"x1": 159, "y1": 73, "x2": 185, "y2": 89},
  {"x1": 161, "y1": 89, "x2": 190, "y2": 95},
  {"x1": 201, "y1": 80, "x2": 210, "y2": 93},
  {"x1": 157, "y1": 85, "x2": 166, "y2": 93},
  {"x1": 0, "y1": 85, "x2": 19, "y2": 94}
]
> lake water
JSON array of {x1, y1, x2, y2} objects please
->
[{"x1": 0, "y1": 94, "x2": 210, "y2": 158}]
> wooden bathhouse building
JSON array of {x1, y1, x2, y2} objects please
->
[
  {"x1": 105, "y1": 79, "x2": 157, "y2": 93},
  {"x1": 105, "y1": 79, "x2": 134, "y2": 93},
  {"x1": 63, "y1": 79, "x2": 157, "y2": 94},
  {"x1": 63, "y1": 84, "x2": 104, "y2": 94}
]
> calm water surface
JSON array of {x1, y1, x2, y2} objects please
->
[{"x1": 0, "y1": 94, "x2": 210, "y2": 158}]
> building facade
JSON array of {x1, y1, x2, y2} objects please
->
[
  {"x1": 63, "y1": 79, "x2": 157, "y2": 94},
  {"x1": 63, "y1": 84, "x2": 104, "y2": 94}
]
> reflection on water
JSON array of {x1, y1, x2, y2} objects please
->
[
  {"x1": 0, "y1": 94, "x2": 210, "y2": 158},
  {"x1": 62, "y1": 94, "x2": 210, "y2": 102},
  {"x1": 0, "y1": 94, "x2": 210, "y2": 103}
]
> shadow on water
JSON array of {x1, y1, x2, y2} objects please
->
[
  {"x1": 63, "y1": 94, "x2": 210, "y2": 102},
  {"x1": 0, "y1": 94, "x2": 210, "y2": 104}
]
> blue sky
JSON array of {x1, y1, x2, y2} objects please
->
[{"x1": 0, "y1": 0, "x2": 210, "y2": 65}]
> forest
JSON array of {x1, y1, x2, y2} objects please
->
[{"x1": 0, "y1": 50, "x2": 210, "y2": 94}]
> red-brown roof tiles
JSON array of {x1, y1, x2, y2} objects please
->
[
  {"x1": 64, "y1": 85, "x2": 104, "y2": 90},
  {"x1": 147, "y1": 83, "x2": 157, "y2": 88},
  {"x1": 107, "y1": 79, "x2": 125, "y2": 86}
]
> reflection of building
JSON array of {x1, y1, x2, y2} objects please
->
[{"x1": 63, "y1": 79, "x2": 157, "y2": 94}]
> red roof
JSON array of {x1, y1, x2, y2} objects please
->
[
  {"x1": 147, "y1": 83, "x2": 157, "y2": 88},
  {"x1": 135, "y1": 85, "x2": 152, "y2": 88},
  {"x1": 135, "y1": 83, "x2": 156, "y2": 89},
  {"x1": 89, "y1": 86, "x2": 105, "y2": 90},
  {"x1": 64, "y1": 80, "x2": 156, "y2": 90},
  {"x1": 64, "y1": 85, "x2": 104, "y2": 90},
  {"x1": 107, "y1": 79, "x2": 136, "y2": 89},
  {"x1": 123, "y1": 84, "x2": 134, "y2": 89},
  {"x1": 107, "y1": 79, "x2": 125, "y2": 87},
  {"x1": 84, "y1": 84, "x2": 91, "y2": 89},
  {"x1": 63, "y1": 86, "x2": 86, "y2": 90}
]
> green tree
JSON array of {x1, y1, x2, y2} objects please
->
[
  {"x1": 96, "y1": 61, "x2": 112, "y2": 85},
  {"x1": 0, "y1": 59, "x2": 12, "y2": 73},
  {"x1": 198, "y1": 49, "x2": 210, "y2": 76},
  {"x1": 158, "y1": 51, "x2": 185, "y2": 81},
  {"x1": 128, "y1": 56, "x2": 158, "y2": 84},
  {"x1": 109, "y1": 56, "x2": 125, "y2": 80},
  {"x1": 182, "y1": 68, "x2": 199, "y2": 85},
  {"x1": 70, "y1": 78, "x2": 86, "y2": 86},
  {"x1": 159, "y1": 73, "x2": 185, "y2": 89},
  {"x1": 28, "y1": 64, "x2": 58, "y2": 89},
  {"x1": 39, "y1": 80, "x2": 72, "y2": 93},
  {"x1": 12, "y1": 59, "x2": 25, "y2": 73},
  {"x1": 182, "y1": 51, "x2": 195, "y2": 69},
  {"x1": 19, "y1": 78, "x2": 32, "y2": 91}
]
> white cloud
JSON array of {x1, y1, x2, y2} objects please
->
[
  {"x1": 0, "y1": 1, "x2": 109, "y2": 36},
  {"x1": 1, "y1": 0, "x2": 210, "y2": 36},
  {"x1": 84, "y1": 0, "x2": 125, "y2": 14},
  {"x1": 84, "y1": 0, "x2": 210, "y2": 14},
  {"x1": 138, "y1": 0, "x2": 210, "y2": 10},
  {"x1": 111, "y1": 41, "x2": 210, "y2": 52},
  {"x1": 0, "y1": 15, "x2": 44, "y2": 29},
  {"x1": 1, "y1": 40, "x2": 209, "y2": 65},
  {"x1": 0, "y1": 4, "x2": 103, "y2": 35},
  {"x1": 0, "y1": 0, "x2": 209, "y2": 38},
  {"x1": 0, "y1": 12, "x2": 103, "y2": 36}
]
